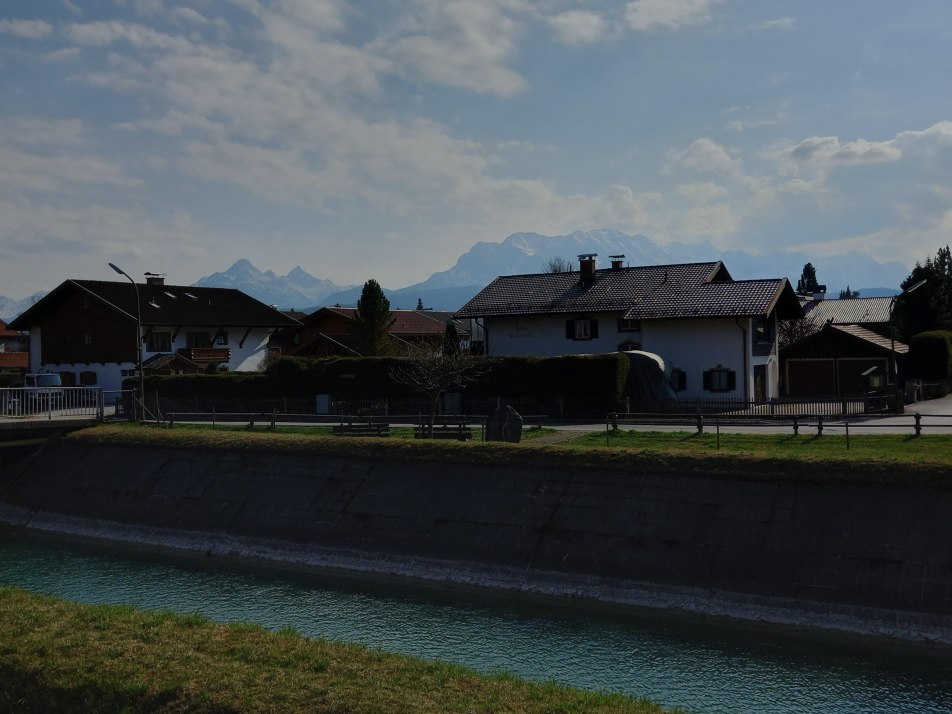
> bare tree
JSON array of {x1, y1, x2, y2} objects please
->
[
  {"x1": 544, "y1": 257, "x2": 575, "y2": 273},
  {"x1": 778, "y1": 317, "x2": 820, "y2": 350},
  {"x1": 390, "y1": 349, "x2": 492, "y2": 437}
]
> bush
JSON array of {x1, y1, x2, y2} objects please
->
[
  {"x1": 908, "y1": 330, "x2": 952, "y2": 380},
  {"x1": 144, "y1": 354, "x2": 630, "y2": 405}
]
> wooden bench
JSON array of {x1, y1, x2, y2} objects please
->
[
  {"x1": 414, "y1": 423, "x2": 473, "y2": 441},
  {"x1": 332, "y1": 421, "x2": 391, "y2": 437}
]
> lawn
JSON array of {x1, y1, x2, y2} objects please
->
[{"x1": 0, "y1": 587, "x2": 672, "y2": 714}]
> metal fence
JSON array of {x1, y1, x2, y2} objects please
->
[
  {"x1": 0, "y1": 386, "x2": 104, "y2": 420},
  {"x1": 620, "y1": 393, "x2": 899, "y2": 418}
]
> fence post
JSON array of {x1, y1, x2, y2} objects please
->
[
  {"x1": 716, "y1": 419, "x2": 720, "y2": 449},
  {"x1": 98, "y1": 389, "x2": 104, "y2": 423},
  {"x1": 914, "y1": 413, "x2": 922, "y2": 437},
  {"x1": 212, "y1": 406, "x2": 216, "y2": 427},
  {"x1": 271, "y1": 408, "x2": 276, "y2": 430},
  {"x1": 793, "y1": 415, "x2": 799, "y2": 436},
  {"x1": 845, "y1": 421, "x2": 850, "y2": 450},
  {"x1": 611, "y1": 412, "x2": 618, "y2": 432},
  {"x1": 696, "y1": 413, "x2": 703, "y2": 434},
  {"x1": 250, "y1": 414, "x2": 255, "y2": 429},
  {"x1": 817, "y1": 415, "x2": 823, "y2": 436}
]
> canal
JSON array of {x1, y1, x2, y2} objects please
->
[{"x1": 1, "y1": 534, "x2": 950, "y2": 713}]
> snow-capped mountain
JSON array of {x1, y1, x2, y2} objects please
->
[
  {"x1": 194, "y1": 259, "x2": 353, "y2": 310},
  {"x1": 0, "y1": 292, "x2": 46, "y2": 322}
]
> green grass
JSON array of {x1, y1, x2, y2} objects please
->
[
  {"x1": 163, "y1": 421, "x2": 556, "y2": 441},
  {"x1": 0, "y1": 587, "x2": 673, "y2": 714},
  {"x1": 573, "y1": 428, "x2": 952, "y2": 466},
  {"x1": 69, "y1": 423, "x2": 952, "y2": 487}
]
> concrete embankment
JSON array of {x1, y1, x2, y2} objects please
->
[{"x1": 1, "y1": 432, "x2": 950, "y2": 642}]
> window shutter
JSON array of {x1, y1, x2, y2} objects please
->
[
  {"x1": 566, "y1": 320, "x2": 574, "y2": 339},
  {"x1": 728, "y1": 371, "x2": 737, "y2": 391},
  {"x1": 590, "y1": 319, "x2": 598, "y2": 338},
  {"x1": 703, "y1": 370, "x2": 711, "y2": 391}
]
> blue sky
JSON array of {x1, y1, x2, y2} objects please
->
[{"x1": 2, "y1": 0, "x2": 951, "y2": 298}]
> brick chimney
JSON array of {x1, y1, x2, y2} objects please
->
[
  {"x1": 578, "y1": 253, "x2": 597, "y2": 286},
  {"x1": 610, "y1": 254, "x2": 625, "y2": 270}
]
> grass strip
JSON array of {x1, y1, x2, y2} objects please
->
[
  {"x1": 66, "y1": 424, "x2": 952, "y2": 487},
  {"x1": 0, "y1": 586, "x2": 672, "y2": 714}
]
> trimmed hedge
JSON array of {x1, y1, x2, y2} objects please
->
[
  {"x1": 144, "y1": 353, "x2": 630, "y2": 404},
  {"x1": 908, "y1": 330, "x2": 952, "y2": 380}
]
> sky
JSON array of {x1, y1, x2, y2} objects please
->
[{"x1": 2, "y1": 0, "x2": 952, "y2": 299}]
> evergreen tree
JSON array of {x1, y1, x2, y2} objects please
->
[
  {"x1": 892, "y1": 245, "x2": 952, "y2": 342},
  {"x1": 352, "y1": 279, "x2": 394, "y2": 356},
  {"x1": 796, "y1": 263, "x2": 820, "y2": 294},
  {"x1": 442, "y1": 321, "x2": 461, "y2": 356},
  {"x1": 838, "y1": 285, "x2": 860, "y2": 299}
]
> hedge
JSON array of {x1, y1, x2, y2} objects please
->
[
  {"x1": 142, "y1": 353, "x2": 630, "y2": 404},
  {"x1": 908, "y1": 330, "x2": 952, "y2": 381}
]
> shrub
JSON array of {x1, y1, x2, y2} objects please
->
[{"x1": 908, "y1": 330, "x2": 952, "y2": 380}]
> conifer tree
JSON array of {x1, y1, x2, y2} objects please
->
[
  {"x1": 442, "y1": 321, "x2": 461, "y2": 356},
  {"x1": 352, "y1": 279, "x2": 394, "y2": 356}
]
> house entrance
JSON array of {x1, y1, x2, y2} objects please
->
[{"x1": 753, "y1": 365, "x2": 766, "y2": 401}]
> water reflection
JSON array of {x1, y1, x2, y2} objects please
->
[{"x1": 1, "y1": 534, "x2": 950, "y2": 714}]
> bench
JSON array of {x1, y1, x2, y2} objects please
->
[
  {"x1": 332, "y1": 421, "x2": 391, "y2": 437},
  {"x1": 414, "y1": 423, "x2": 473, "y2": 441}
]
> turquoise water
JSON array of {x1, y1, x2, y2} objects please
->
[{"x1": 1, "y1": 534, "x2": 950, "y2": 713}]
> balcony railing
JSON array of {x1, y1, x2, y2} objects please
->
[{"x1": 177, "y1": 347, "x2": 231, "y2": 364}]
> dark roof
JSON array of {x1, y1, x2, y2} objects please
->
[
  {"x1": 455, "y1": 262, "x2": 802, "y2": 321},
  {"x1": 9, "y1": 280, "x2": 301, "y2": 330},
  {"x1": 831, "y1": 324, "x2": 908, "y2": 353},
  {"x1": 306, "y1": 307, "x2": 453, "y2": 336},
  {"x1": 801, "y1": 296, "x2": 892, "y2": 325}
]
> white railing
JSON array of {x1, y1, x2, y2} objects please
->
[{"x1": 0, "y1": 386, "x2": 103, "y2": 420}]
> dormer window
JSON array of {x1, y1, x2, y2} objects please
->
[{"x1": 618, "y1": 318, "x2": 642, "y2": 333}]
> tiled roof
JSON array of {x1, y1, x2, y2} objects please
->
[
  {"x1": 9, "y1": 280, "x2": 301, "y2": 330},
  {"x1": 0, "y1": 320, "x2": 20, "y2": 338},
  {"x1": 801, "y1": 297, "x2": 892, "y2": 325},
  {"x1": 0, "y1": 352, "x2": 28, "y2": 369},
  {"x1": 455, "y1": 262, "x2": 802, "y2": 320},
  {"x1": 319, "y1": 307, "x2": 451, "y2": 336},
  {"x1": 831, "y1": 324, "x2": 908, "y2": 353}
]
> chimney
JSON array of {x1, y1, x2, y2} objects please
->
[
  {"x1": 610, "y1": 254, "x2": 625, "y2": 270},
  {"x1": 144, "y1": 272, "x2": 166, "y2": 286},
  {"x1": 813, "y1": 284, "x2": 827, "y2": 300},
  {"x1": 578, "y1": 253, "x2": 597, "y2": 286}
]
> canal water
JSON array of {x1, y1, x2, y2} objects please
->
[{"x1": 1, "y1": 534, "x2": 950, "y2": 714}]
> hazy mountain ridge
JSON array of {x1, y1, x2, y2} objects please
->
[
  {"x1": 0, "y1": 231, "x2": 911, "y2": 319},
  {"x1": 193, "y1": 259, "x2": 353, "y2": 310}
]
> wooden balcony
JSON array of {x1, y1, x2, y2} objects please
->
[{"x1": 177, "y1": 347, "x2": 231, "y2": 365}]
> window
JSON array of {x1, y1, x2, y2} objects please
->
[
  {"x1": 84, "y1": 333, "x2": 92, "y2": 346},
  {"x1": 754, "y1": 316, "x2": 773, "y2": 343},
  {"x1": 186, "y1": 332, "x2": 211, "y2": 348},
  {"x1": 703, "y1": 366, "x2": 736, "y2": 393},
  {"x1": 59, "y1": 371, "x2": 76, "y2": 386},
  {"x1": 80, "y1": 371, "x2": 97, "y2": 386},
  {"x1": 215, "y1": 331, "x2": 229, "y2": 346},
  {"x1": 617, "y1": 319, "x2": 642, "y2": 333},
  {"x1": 670, "y1": 368, "x2": 687, "y2": 392},
  {"x1": 565, "y1": 319, "x2": 598, "y2": 340},
  {"x1": 618, "y1": 339, "x2": 641, "y2": 352},
  {"x1": 147, "y1": 331, "x2": 172, "y2": 352}
]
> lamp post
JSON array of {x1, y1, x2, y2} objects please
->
[
  {"x1": 108, "y1": 262, "x2": 145, "y2": 421},
  {"x1": 889, "y1": 278, "x2": 927, "y2": 386}
]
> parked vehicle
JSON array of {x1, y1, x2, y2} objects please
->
[{"x1": 16, "y1": 373, "x2": 64, "y2": 413}]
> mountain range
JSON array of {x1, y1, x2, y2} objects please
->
[{"x1": 0, "y1": 229, "x2": 912, "y2": 320}]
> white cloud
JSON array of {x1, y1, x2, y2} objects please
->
[
  {"x1": 679, "y1": 203, "x2": 738, "y2": 237},
  {"x1": 675, "y1": 181, "x2": 728, "y2": 202},
  {"x1": 42, "y1": 47, "x2": 83, "y2": 62},
  {"x1": 0, "y1": 19, "x2": 53, "y2": 38},
  {"x1": 549, "y1": 11, "x2": 608, "y2": 46},
  {"x1": 667, "y1": 138, "x2": 740, "y2": 174},
  {"x1": 625, "y1": 0, "x2": 718, "y2": 32},
  {"x1": 172, "y1": 7, "x2": 208, "y2": 26},
  {"x1": 385, "y1": 1, "x2": 526, "y2": 96},
  {"x1": 759, "y1": 17, "x2": 795, "y2": 31}
]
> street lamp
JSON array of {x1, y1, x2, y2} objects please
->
[
  {"x1": 889, "y1": 278, "x2": 927, "y2": 386},
  {"x1": 108, "y1": 262, "x2": 145, "y2": 421}
]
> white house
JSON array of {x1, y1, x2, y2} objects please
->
[
  {"x1": 8, "y1": 275, "x2": 300, "y2": 392},
  {"x1": 455, "y1": 255, "x2": 802, "y2": 401}
]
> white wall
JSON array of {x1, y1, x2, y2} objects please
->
[
  {"x1": 486, "y1": 314, "x2": 755, "y2": 400},
  {"x1": 35, "y1": 326, "x2": 275, "y2": 392}
]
